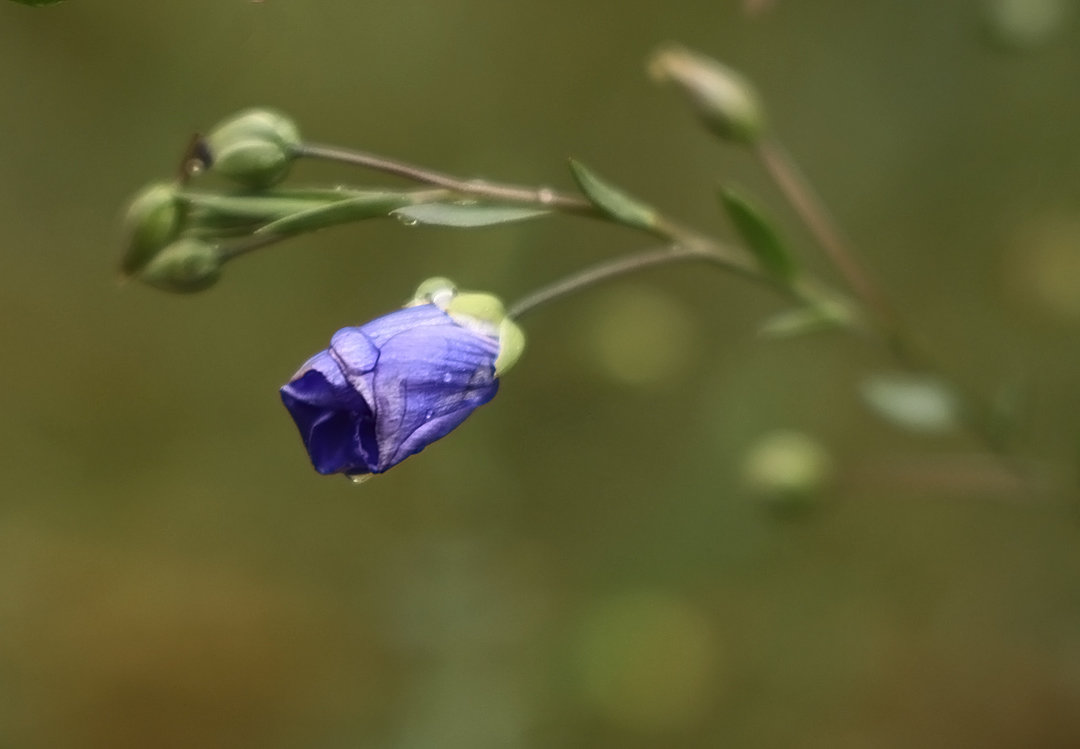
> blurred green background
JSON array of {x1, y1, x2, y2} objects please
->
[{"x1": 2, "y1": 1, "x2": 1080, "y2": 747}]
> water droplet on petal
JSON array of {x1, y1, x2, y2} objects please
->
[{"x1": 442, "y1": 373, "x2": 453, "y2": 383}]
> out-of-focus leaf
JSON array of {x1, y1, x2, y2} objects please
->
[
  {"x1": 9, "y1": 0, "x2": 65, "y2": 6},
  {"x1": 719, "y1": 185, "x2": 794, "y2": 281},
  {"x1": 860, "y1": 373, "x2": 959, "y2": 434},
  {"x1": 390, "y1": 203, "x2": 550, "y2": 228},
  {"x1": 568, "y1": 159, "x2": 658, "y2": 230},
  {"x1": 758, "y1": 304, "x2": 848, "y2": 339},
  {"x1": 983, "y1": 0, "x2": 1070, "y2": 52}
]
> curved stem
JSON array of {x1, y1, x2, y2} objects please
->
[
  {"x1": 295, "y1": 142, "x2": 599, "y2": 216},
  {"x1": 508, "y1": 245, "x2": 712, "y2": 319},
  {"x1": 754, "y1": 138, "x2": 896, "y2": 330},
  {"x1": 506, "y1": 241, "x2": 841, "y2": 323},
  {"x1": 753, "y1": 136, "x2": 1008, "y2": 456},
  {"x1": 290, "y1": 137, "x2": 1009, "y2": 459}
]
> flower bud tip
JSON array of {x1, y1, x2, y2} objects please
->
[{"x1": 649, "y1": 45, "x2": 765, "y2": 145}]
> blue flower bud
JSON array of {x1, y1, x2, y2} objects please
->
[{"x1": 280, "y1": 283, "x2": 525, "y2": 478}]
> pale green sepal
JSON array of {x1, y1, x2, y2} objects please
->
[
  {"x1": 494, "y1": 318, "x2": 526, "y2": 376},
  {"x1": 409, "y1": 277, "x2": 458, "y2": 308},
  {"x1": 445, "y1": 291, "x2": 507, "y2": 330}
]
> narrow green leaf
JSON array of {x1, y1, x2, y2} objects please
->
[
  {"x1": 390, "y1": 203, "x2": 549, "y2": 228},
  {"x1": 758, "y1": 305, "x2": 845, "y2": 339},
  {"x1": 256, "y1": 192, "x2": 418, "y2": 236},
  {"x1": 719, "y1": 185, "x2": 794, "y2": 281},
  {"x1": 567, "y1": 159, "x2": 658, "y2": 230},
  {"x1": 181, "y1": 192, "x2": 321, "y2": 219},
  {"x1": 860, "y1": 373, "x2": 959, "y2": 434}
]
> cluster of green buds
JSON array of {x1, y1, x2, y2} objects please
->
[
  {"x1": 119, "y1": 109, "x2": 445, "y2": 293},
  {"x1": 120, "y1": 109, "x2": 302, "y2": 292}
]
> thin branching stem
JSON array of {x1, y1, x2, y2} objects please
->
[
  {"x1": 295, "y1": 142, "x2": 599, "y2": 216},
  {"x1": 753, "y1": 138, "x2": 893, "y2": 324},
  {"x1": 753, "y1": 137, "x2": 1010, "y2": 456},
  {"x1": 292, "y1": 136, "x2": 1008, "y2": 460},
  {"x1": 509, "y1": 245, "x2": 722, "y2": 319}
]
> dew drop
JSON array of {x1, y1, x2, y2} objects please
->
[
  {"x1": 347, "y1": 474, "x2": 372, "y2": 485},
  {"x1": 395, "y1": 214, "x2": 419, "y2": 227},
  {"x1": 538, "y1": 188, "x2": 556, "y2": 204},
  {"x1": 184, "y1": 159, "x2": 204, "y2": 177},
  {"x1": 424, "y1": 409, "x2": 434, "y2": 421},
  {"x1": 442, "y1": 373, "x2": 453, "y2": 383}
]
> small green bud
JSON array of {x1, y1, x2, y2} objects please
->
[
  {"x1": 120, "y1": 182, "x2": 184, "y2": 276},
  {"x1": 742, "y1": 430, "x2": 832, "y2": 515},
  {"x1": 648, "y1": 45, "x2": 766, "y2": 145},
  {"x1": 200, "y1": 108, "x2": 301, "y2": 189},
  {"x1": 137, "y1": 238, "x2": 223, "y2": 293}
]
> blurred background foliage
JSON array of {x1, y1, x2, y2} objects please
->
[{"x1": 2, "y1": 1, "x2": 1080, "y2": 747}]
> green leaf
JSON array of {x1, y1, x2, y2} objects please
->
[
  {"x1": 758, "y1": 303, "x2": 849, "y2": 339},
  {"x1": 256, "y1": 192, "x2": 418, "y2": 236},
  {"x1": 390, "y1": 203, "x2": 549, "y2": 228},
  {"x1": 567, "y1": 159, "x2": 658, "y2": 230},
  {"x1": 860, "y1": 373, "x2": 959, "y2": 434},
  {"x1": 181, "y1": 192, "x2": 330, "y2": 225},
  {"x1": 719, "y1": 185, "x2": 794, "y2": 282}
]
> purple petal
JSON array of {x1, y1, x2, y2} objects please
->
[{"x1": 369, "y1": 320, "x2": 500, "y2": 471}]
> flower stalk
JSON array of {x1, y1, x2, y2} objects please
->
[{"x1": 121, "y1": 91, "x2": 1028, "y2": 483}]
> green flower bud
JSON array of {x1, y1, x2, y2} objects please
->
[
  {"x1": 120, "y1": 182, "x2": 184, "y2": 276},
  {"x1": 137, "y1": 238, "x2": 223, "y2": 294},
  {"x1": 742, "y1": 430, "x2": 832, "y2": 515},
  {"x1": 648, "y1": 45, "x2": 766, "y2": 145},
  {"x1": 200, "y1": 108, "x2": 301, "y2": 189}
]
